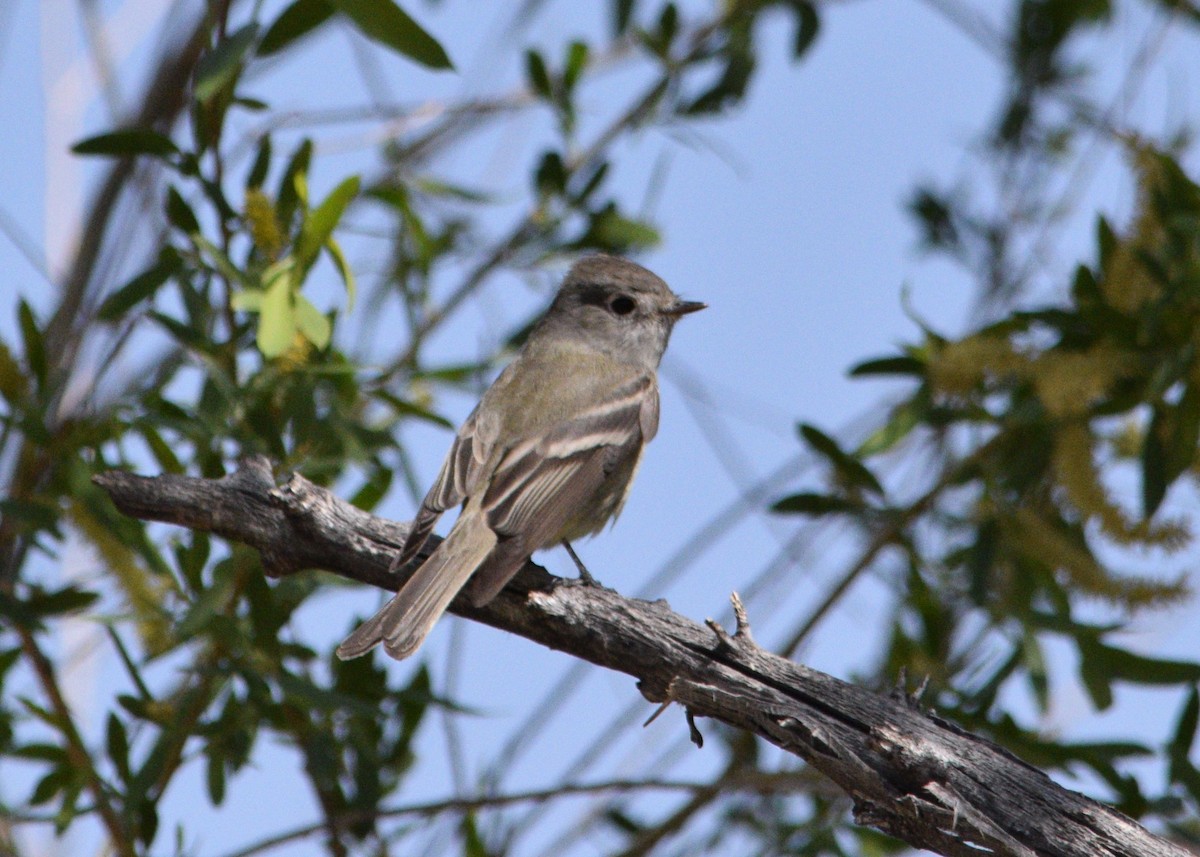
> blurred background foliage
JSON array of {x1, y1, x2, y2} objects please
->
[{"x1": 1, "y1": 0, "x2": 1200, "y2": 855}]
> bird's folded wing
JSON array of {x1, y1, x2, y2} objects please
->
[
  {"x1": 461, "y1": 374, "x2": 656, "y2": 605},
  {"x1": 395, "y1": 404, "x2": 499, "y2": 568},
  {"x1": 485, "y1": 373, "x2": 654, "y2": 532}
]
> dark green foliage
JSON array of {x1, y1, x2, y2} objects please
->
[
  {"x1": 3, "y1": 1, "x2": 1200, "y2": 855},
  {"x1": 774, "y1": 104, "x2": 1200, "y2": 857}
]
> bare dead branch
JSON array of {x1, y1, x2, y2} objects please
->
[{"x1": 93, "y1": 458, "x2": 1189, "y2": 857}]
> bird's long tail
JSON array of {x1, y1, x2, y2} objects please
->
[{"x1": 336, "y1": 512, "x2": 498, "y2": 660}]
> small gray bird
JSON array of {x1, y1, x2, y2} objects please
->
[{"x1": 337, "y1": 255, "x2": 705, "y2": 660}]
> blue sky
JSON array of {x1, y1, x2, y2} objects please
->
[{"x1": 3, "y1": 1, "x2": 1200, "y2": 855}]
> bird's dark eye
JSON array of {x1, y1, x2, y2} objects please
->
[{"x1": 610, "y1": 295, "x2": 636, "y2": 315}]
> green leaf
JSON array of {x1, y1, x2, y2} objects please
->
[
  {"x1": 165, "y1": 186, "x2": 200, "y2": 235},
  {"x1": 147, "y1": 311, "x2": 208, "y2": 350},
  {"x1": 1021, "y1": 632, "x2": 1050, "y2": 712},
  {"x1": 276, "y1": 139, "x2": 313, "y2": 228},
  {"x1": 857, "y1": 396, "x2": 925, "y2": 456},
  {"x1": 578, "y1": 203, "x2": 660, "y2": 252},
  {"x1": 259, "y1": 0, "x2": 335, "y2": 56},
  {"x1": 349, "y1": 464, "x2": 393, "y2": 510},
  {"x1": 374, "y1": 390, "x2": 453, "y2": 428},
  {"x1": 644, "y1": 2, "x2": 679, "y2": 56},
  {"x1": 18, "y1": 299, "x2": 46, "y2": 388},
  {"x1": 328, "y1": 0, "x2": 452, "y2": 69},
  {"x1": 0, "y1": 646, "x2": 21, "y2": 683},
  {"x1": 258, "y1": 274, "x2": 296, "y2": 358},
  {"x1": 106, "y1": 714, "x2": 131, "y2": 784},
  {"x1": 12, "y1": 742, "x2": 69, "y2": 763},
  {"x1": 23, "y1": 586, "x2": 99, "y2": 617},
  {"x1": 1170, "y1": 688, "x2": 1200, "y2": 802},
  {"x1": 1170, "y1": 686, "x2": 1199, "y2": 758},
  {"x1": 525, "y1": 50, "x2": 552, "y2": 99},
  {"x1": 139, "y1": 424, "x2": 185, "y2": 474},
  {"x1": 97, "y1": 248, "x2": 181, "y2": 321},
  {"x1": 175, "y1": 565, "x2": 238, "y2": 640},
  {"x1": 786, "y1": 0, "x2": 820, "y2": 57},
  {"x1": 910, "y1": 187, "x2": 959, "y2": 249},
  {"x1": 324, "y1": 237, "x2": 356, "y2": 308},
  {"x1": 849, "y1": 355, "x2": 925, "y2": 378},
  {"x1": 684, "y1": 28, "x2": 755, "y2": 115},
  {"x1": 246, "y1": 135, "x2": 273, "y2": 189},
  {"x1": 535, "y1": 150, "x2": 567, "y2": 196},
  {"x1": 0, "y1": 498, "x2": 60, "y2": 537},
  {"x1": 71, "y1": 128, "x2": 179, "y2": 159},
  {"x1": 19, "y1": 698, "x2": 65, "y2": 730},
  {"x1": 1094, "y1": 643, "x2": 1200, "y2": 685},
  {"x1": 117, "y1": 694, "x2": 152, "y2": 722},
  {"x1": 106, "y1": 627, "x2": 154, "y2": 701},
  {"x1": 1070, "y1": 263, "x2": 1103, "y2": 308},
  {"x1": 1141, "y1": 408, "x2": 1168, "y2": 517},
  {"x1": 136, "y1": 798, "x2": 158, "y2": 846},
  {"x1": 280, "y1": 673, "x2": 365, "y2": 714},
  {"x1": 206, "y1": 748, "x2": 227, "y2": 805},
  {"x1": 0, "y1": 342, "x2": 26, "y2": 403},
  {"x1": 400, "y1": 664, "x2": 434, "y2": 738},
  {"x1": 367, "y1": 185, "x2": 408, "y2": 210},
  {"x1": 461, "y1": 812, "x2": 487, "y2": 857},
  {"x1": 194, "y1": 23, "x2": 260, "y2": 102},
  {"x1": 247, "y1": 259, "x2": 294, "y2": 308},
  {"x1": 234, "y1": 95, "x2": 269, "y2": 111},
  {"x1": 613, "y1": 0, "x2": 636, "y2": 35},
  {"x1": 1079, "y1": 649, "x2": 1114, "y2": 711},
  {"x1": 411, "y1": 177, "x2": 492, "y2": 202},
  {"x1": 1097, "y1": 215, "x2": 1117, "y2": 269},
  {"x1": 563, "y1": 41, "x2": 589, "y2": 94},
  {"x1": 1062, "y1": 740, "x2": 1153, "y2": 765},
  {"x1": 230, "y1": 289, "x2": 264, "y2": 312},
  {"x1": 1171, "y1": 750, "x2": 1200, "y2": 805},
  {"x1": 295, "y1": 175, "x2": 360, "y2": 269},
  {"x1": 194, "y1": 235, "x2": 248, "y2": 287},
  {"x1": 1166, "y1": 384, "x2": 1200, "y2": 485},
  {"x1": 294, "y1": 296, "x2": 331, "y2": 350},
  {"x1": 1080, "y1": 634, "x2": 1200, "y2": 712},
  {"x1": 799, "y1": 423, "x2": 884, "y2": 496},
  {"x1": 413, "y1": 359, "x2": 492, "y2": 385},
  {"x1": 29, "y1": 768, "x2": 70, "y2": 806},
  {"x1": 771, "y1": 492, "x2": 859, "y2": 516}
]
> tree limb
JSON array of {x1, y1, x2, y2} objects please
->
[{"x1": 93, "y1": 457, "x2": 1188, "y2": 857}]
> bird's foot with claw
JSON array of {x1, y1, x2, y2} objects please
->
[{"x1": 561, "y1": 541, "x2": 604, "y2": 588}]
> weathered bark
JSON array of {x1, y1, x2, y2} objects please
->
[{"x1": 93, "y1": 457, "x2": 1189, "y2": 857}]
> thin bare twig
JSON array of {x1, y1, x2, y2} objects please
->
[
  {"x1": 14, "y1": 627, "x2": 134, "y2": 857},
  {"x1": 219, "y1": 778, "x2": 710, "y2": 857}
]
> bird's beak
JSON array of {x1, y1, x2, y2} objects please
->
[{"x1": 665, "y1": 299, "x2": 707, "y2": 317}]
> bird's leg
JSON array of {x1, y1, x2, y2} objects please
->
[{"x1": 561, "y1": 540, "x2": 601, "y2": 587}]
